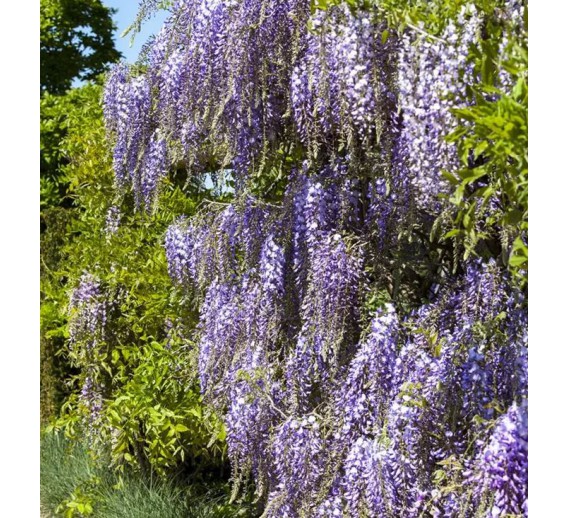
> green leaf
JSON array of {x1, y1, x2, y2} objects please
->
[
  {"x1": 189, "y1": 407, "x2": 202, "y2": 419},
  {"x1": 441, "y1": 170, "x2": 459, "y2": 186},
  {"x1": 457, "y1": 168, "x2": 486, "y2": 184},
  {"x1": 509, "y1": 254, "x2": 527, "y2": 267},
  {"x1": 473, "y1": 140, "x2": 489, "y2": 159},
  {"x1": 443, "y1": 229, "x2": 460, "y2": 239}
]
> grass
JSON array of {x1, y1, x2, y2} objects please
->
[{"x1": 40, "y1": 432, "x2": 256, "y2": 518}]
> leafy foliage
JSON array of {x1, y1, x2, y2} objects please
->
[
  {"x1": 41, "y1": 83, "x2": 107, "y2": 208},
  {"x1": 41, "y1": 206, "x2": 77, "y2": 424},
  {"x1": 43, "y1": 82, "x2": 227, "y2": 477},
  {"x1": 447, "y1": 17, "x2": 528, "y2": 281},
  {"x1": 40, "y1": 0, "x2": 121, "y2": 94}
]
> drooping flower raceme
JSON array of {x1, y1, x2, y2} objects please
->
[
  {"x1": 291, "y1": 4, "x2": 397, "y2": 152},
  {"x1": 468, "y1": 401, "x2": 528, "y2": 516},
  {"x1": 69, "y1": 273, "x2": 108, "y2": 354},
  {"x1": 394, "y1": 7, "x2": 481, "y2": 213},
  {"x1": 68, "y1": 273, "x2": 110, "y2": 429},
  {"x1": 271, "y1": 415, "x2": 325, "y2": 510},
  {"x1": 334, "y1": 304, "x2": 399, "y2": 442},
  {"x1": 104, "y1": 205, "x2": 121, "y2": 236}
]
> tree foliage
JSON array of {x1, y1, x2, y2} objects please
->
[{"x1": 40, "y1": 0, "x2": 121, "y2": 94}]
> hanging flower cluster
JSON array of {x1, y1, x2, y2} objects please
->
[
  {"x1": 394, "y1": 6, "x2": 481, "y2": 212},
  {"x1": 68, "y1": 273, "x2": 108, "y2": 356},
  {"x1": 290, "y1": 4, "x2": 398, "y2": 153},
  {"x1": 102, "y1": 0, "x2": 493, "y2": 213},
  {"x1": 104, "y1": 205, "x2": 121, "y2": 237},
  {"x1": 163, "y1": 171, "x2": 527, "y2": 515},
  {"x1": 467, "y1": 400, "x2": 528, "y2": 516},
  {"x1": 104, "y1": 0, "x2": 316, "y2": 206},
  {"x1": 68, "y1": 273, "x2": 110, "y2": 427}
]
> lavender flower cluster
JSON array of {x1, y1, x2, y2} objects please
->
[
  {"x1": 394, "y1": 6, "x2": 481, "y2": 213},
  {"x1": 68, "y1": 273, "x2": 109, "y2": 428},
  {"x1": 104, "y1": 0, "x2": 315, "y2": 201},
  {"x1": 103, "y1": 1, "x2": 494, "y2": 215},
  {"x1": 290, "y1": 5, "x2": 398, "y2": 151},
  {"x1": 162, "y1": 165, "x2": 527, "y2": 515},
  {"x1": 69, "y1": 273, "x2": 108, "y2": 354},
  {"x1": 100, "y1": 0, "x2": 504, "y2": 221},
  {"x1": 103, "y1": 0, "x2": 523, "y2": 218}
]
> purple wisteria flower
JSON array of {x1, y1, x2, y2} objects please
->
[
  {"x1": 468, "y1": 401, "x2": 528, "y2": 516},
  {"x1": 104, "y1": 205, "x2": 121, "y2": 236},
  {"x1": 68, "y1": 273, "x2": 110, "y2": 432},
  {"x1": 69, "y1": 273, "x2": 108, "y2": 353},
  {"x1": 271, "y1": 415, "x2": 324, "y2": 508},
  {"x1": 80, "y1": 376, "x2": 104, "y2": 427},
  {"x1": 394, "y1": 7, "x2": 481, "y2": 213},
  {"x1": 342, "y1": 437, "x2": 390, "y2": 517},
  {"x1": 291, "y1": 4, "x2": 397, "y2": 152},
  {"x1": 334, "y1": 304, "x2": 399, "y2": 441},
  {"x1": 197, "y1": 280, "x2": 242, "y2": 396}
]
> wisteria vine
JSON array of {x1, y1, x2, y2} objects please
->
[{"x1": 94, "y1": 0, "x2": 529, "y2": 515}]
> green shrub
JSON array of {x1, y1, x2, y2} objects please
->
[{"x1": 41, "y1": 82, "x2": 226, "y2": 475}]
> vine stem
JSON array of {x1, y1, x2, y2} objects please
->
[{"x1": 406, "y1": 23, "x2": 448, "y2": 44}]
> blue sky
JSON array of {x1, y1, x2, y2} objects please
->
[{"x1": 101, "y1": 1, "x2": 170, "y2": 63}]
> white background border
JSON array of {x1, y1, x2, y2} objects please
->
[{"x1": 0, "y1": 0, "x2": 560, "y2": 515}]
